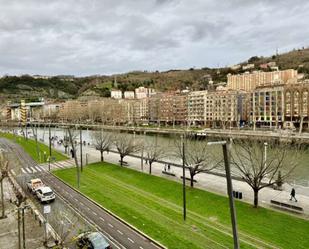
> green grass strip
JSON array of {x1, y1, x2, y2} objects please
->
[
  {"x1": 0, "y1": 132, "x2": 68, "y2": 163},
  {"x1": 54, "y1": 162, "x2": 309, "y2": 249}
]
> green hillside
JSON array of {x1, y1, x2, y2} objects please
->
[{"x1": 1, "y1": 47, "x2": 309, "y2": 103}]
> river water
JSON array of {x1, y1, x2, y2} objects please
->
[{"x1": 10, "y1": 127, "x2": 309, "y2": 187}]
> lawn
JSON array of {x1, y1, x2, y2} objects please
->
[
  {"x1": 54, "y1": 162, "x2": 309, "y2": 249},
  {"x1": 0, "y1": 132, "x2": 68, "y2": 163}
]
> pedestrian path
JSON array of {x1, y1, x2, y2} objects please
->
[{"x1": 12, "y1": 159, "x2": 75, "y2": 175}]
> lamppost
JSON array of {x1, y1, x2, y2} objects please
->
[
  {"x1": 181, "y1": 134, "x2": 186, "y2": 221},
  {"x1": 264, "y1": 142, "x2": 268, "y2": 168},
  {"x1": 207, "y1": 140, "x2": 239, "y2": 249}
]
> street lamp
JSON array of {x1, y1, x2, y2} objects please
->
[
  {"x1": 207, "y1": 140, "x2": 239, "y2": 249},
  {"x1": 264, "y1": 142, "x2": 268, "y2": 168},
  {"x1": 181, "y1": 134, "x2": 186, "y2": 221}
]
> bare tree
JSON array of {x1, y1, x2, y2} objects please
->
[
  {"x1": 113, "y1": 133, "x2": 141, "y2": 166},
  {"x1": 67, "y1": 127, "x2": 80, "y2": 188},
  {"x1": 174, "y1": 138, "x2": 221, "y2": 187},
  {"x1": 29, "y1": 123, "x2": 40, "y2": 160},
  {"x1": 0, "y1": 151, "x2": 9, "y2": 219},
  {"x1": 230, "y1": 140, "x2": 302, "y2": 208},
  {"x1": 48, "y1": 208, "x2": 79, "y2": 247},
  {"x1": 145, "y1": 141, "x2": 167, "y2": 175},
  {"x1": 91, "y1": 130, "x2": 111, "y2": 162}
]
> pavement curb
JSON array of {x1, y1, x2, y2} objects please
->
[{"x1": 52, "y1": 173, "x2": 167, "y2": 249}]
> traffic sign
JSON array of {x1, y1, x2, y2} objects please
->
[{"x1": 43, "y1": 205, "x2": 51, "y2": 214}]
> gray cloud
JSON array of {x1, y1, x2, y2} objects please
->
[{"x1": 0, "y1": 0, "x2": 308, "y2": 76}]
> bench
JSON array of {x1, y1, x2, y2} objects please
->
[
  {"x1": 180, "y1": 176, "x2": 197, "y2": 183},
  {"x1": 270, "y1": 200, "x2": 304, "y2": 213},
  {"x1": 162, "y1": 171, "x2": 176, "y2": 177}
]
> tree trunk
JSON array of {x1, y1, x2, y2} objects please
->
[
  {"x1": 253, "y1": 189, "x2": 259, "y2": 208},
  {"x1": 120, "y1": 155, "x2": 124, "y2": 166},
  {"x1": 1, "y1": 179, "x2": 4, "y2": 218},
  {"x1": 149, "y1": 162, "x2": 152, "y2": 175},
  {"x1": 100, "y1": 150, "x2": 104, "y2": 162},
  {"x1": 190, "y1": 172, "x2": 194, "y2": 188}
]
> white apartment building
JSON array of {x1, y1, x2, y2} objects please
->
[
  {"x1": 124, "y1": 91, "x2": 135, "y2": 99},
  {"x1": 135, "y1": 87, "x2": 156, "y2": 99},
  {"x1": 188, "y1": 90, "x2": 208, "y2": 125},
  {"x1": 111, "y1": 89, "x2": 122, "y2": 99}
]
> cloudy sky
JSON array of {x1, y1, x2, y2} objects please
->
[{"x1": 0, "y1": 0, "x2": 308, "y2": 76}]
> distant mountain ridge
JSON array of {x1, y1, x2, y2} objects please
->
[{"x1": 1, "y1": 47, "x2": 309, "y2": 103}]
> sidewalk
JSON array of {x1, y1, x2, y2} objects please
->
[
  {"x1": 0, "y1": 179, "x2": 45, "y2": 249},
  {"x1": 53, "y1": 141, "x2": 309, "y2": 217}
]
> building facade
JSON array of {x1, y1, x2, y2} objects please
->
[
  {"x1": 249, "y1": 86, "x2": 285, "y2": 128},
  {"x1": 227, "y1": 69, "x2": 298, "y2": 91},
  {"x1": 188, "y1": 90, "x2": 208, "y2": 126}
]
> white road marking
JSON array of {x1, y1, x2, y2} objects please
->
[
  {"x1": 117, "y1": 230, "x2": 123, "y2": 235},
  {"x1": 10, "y1": 169, "x2": 16, "y2": 176},
  {"x1": 92, "y1": 211, "x2": 97, "y2": 216},
  {"x1": 30, "y1": 167, "x2": 37, "y2": 173},
  {"x1": 108, "y1": 223, "x2": 114, "y2": 228},
  {"x1": 39, "y1": 166, "x2": 46, "y2": 171},
  {"x1": 34, "y1": 166, "x2": 42, "y2": 172},
  {"x1": 128, "y1": 238, "x2": 134, "y2": 243},
  {"x1": 21, "y1": 168, "x2": 27, "y2": 174},
  {"x1": 139, "y1": 247, "x2": 144, "y2": 249},
  {"x1": 25, "y1": 167, "x2": 32, "y2": 174},
  {"x1": 99, "y1": 217, "x2": 105, "y2": 222},
  {"x1": 74, "y1": 198, "x2": 79, "y2": 202},
  {"x1": 80, "y1": 202, "x2": 84, "y2": 206}
]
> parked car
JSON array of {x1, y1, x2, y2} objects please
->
[
  {"x1": 36, "y1": 186, "x2": 55, "y2": 203},
  {"x1": 27, "y1": 178, "x2": 44, "y2": 193},
  {"x1": 76, "y1": 232, "x2": 112, "y2": 249}
]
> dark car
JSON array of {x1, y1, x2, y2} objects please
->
[{"x1": 76, "y1": 232, "x2": 112, "y2": 249}]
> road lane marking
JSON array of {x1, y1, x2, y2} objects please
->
[
  {"x1": 30, "y1": 167, "x2": 37, "y2": 173},
  {"x1": 117, "y1": 230, "x2": 123, "y2": 235},
  {"x1": 80, "y1": 202, "x2": 84, "y2": 206},
  {"x1": 108, "y1": 223, "x2": 113, "y2": 228},
  {"x1": 139, "y1": 247, "x2": 144, "y2": 249},
  {"x1": 92, "y1": 211, "x2": 97, "y2": 216},
  {"x1": 34, "y1": 166, "x2": 42, "y2": 172},
  {"x1": 74, "y1": 198, "x2": 79, "y2": 202},
  {"x1": 99, "y1": 217, "x2": 105, "y2": 222},
  {"x1": 128, "y1": 238, "x2": 134, "y2": 243},
  {"x1": 21, "y1": 168, "x2": 27, "y2": 174},
  {"x1": 25, "y1": 167, "x2": 32, "y2": 174},
  {"x1": 10, "y1": 169, "x2": 16, "y2": 176},
  {"x1": 38, "y1": 166, "x2": 46, "y2": 171}
]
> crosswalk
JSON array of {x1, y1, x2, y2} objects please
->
[{"x1": 11, "y1": 159, "x2": 75, "y2": 175}]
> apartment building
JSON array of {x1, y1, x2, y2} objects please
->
[
  {"x1": 249, "y1": 86, "x2": 285, "y2": 128},
  {"x1": 124, "y1": 91, "x2": 135, "y2": 99},
  {"x1": 111, "y1": 89, "x2": 122, "y2": 99},
  {"x1": 148, "y1": 94, "x2": 160, "y2": 124},
  {"x1": 188, "y1": 90, "x2": 208, "y2": 126},
  {"x1": 135, "y1": 87, "x2": 156, "y2": 99},
  {"x1": 205, "y1": 90, "x2": 245, "y2": 128},
  {"x1": 227, "y1": 69, "x2": 298, "y2": 91},
  {"x1": 284, "y1": 82, "x2": 309, "y2": 129},
  {"x1": 59, "y1": 100, "x2": 88, "y2": 122},
  {"x1": 158, "y1": 92, "x2": 175, "y2": 124}
]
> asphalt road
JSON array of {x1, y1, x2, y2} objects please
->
[{"x1": 0, "y1": 138, "x2": 162, "y2": 249}]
